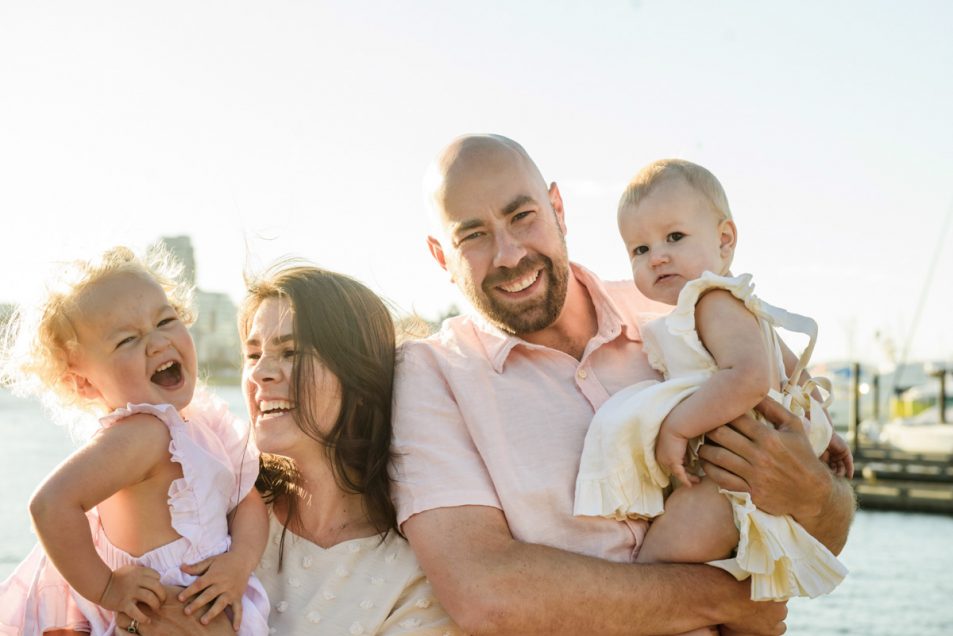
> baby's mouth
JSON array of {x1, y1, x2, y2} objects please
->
[{"x1": 151, "y1": 361, "x2": 183, "y2": 387}]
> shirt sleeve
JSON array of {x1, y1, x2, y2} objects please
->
[{"x1": 391, "y1": 340, "x2": 501, "y2": 528}]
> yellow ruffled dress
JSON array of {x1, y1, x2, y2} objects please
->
[{"x1": 573, "y1": 272, "x2": 847, "y2": 600}]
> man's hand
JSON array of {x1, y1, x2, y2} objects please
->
[
  {"x1": 117, "y1": 585, "x2": 232, "y2": 636},
  {"x1": 698, "y1": 396, "x2": 854, "y2": 553}
]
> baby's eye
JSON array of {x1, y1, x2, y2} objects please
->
[
  {"x1": 667, "y1": 232, "x2": 685, "y2": 242},
  {"x1": 158, "y1": 317, "x2": 177, "y2": 327},
  {"x1": 116, "y1": 335, "x2": 136, "y2": 349},
  {"x1": 632, "y1": 245, "x2": 648, "y2": 256}
]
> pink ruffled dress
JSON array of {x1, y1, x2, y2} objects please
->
[{"x1": 0, "y1": 391, "x2": 270, "y2": 635}]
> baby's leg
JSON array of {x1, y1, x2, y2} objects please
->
[
  {"x1": 636, "y1": 477, "x2": 738, "y2": 565},
  {"x1": 637, "y1": 478, "x2": 737, "y2": 636}
]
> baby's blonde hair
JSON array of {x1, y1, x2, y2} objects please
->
[
  {"x1": 0, "y1": 245, "x2": 195, "y2": 428},
  {"x1": 619, "y1": 158, "x2": 732, "y2": 221}
]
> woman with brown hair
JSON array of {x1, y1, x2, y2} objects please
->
[{"x1": 239, "y1": 264, "x2": 457, "y2": 635}]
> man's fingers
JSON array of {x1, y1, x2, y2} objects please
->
[
  {"x1": 698, "y1": 459, "x2": 748, "y2": 493},
  {"x1": 755, "y1": 396, "x2": 803, "y2": 432}
]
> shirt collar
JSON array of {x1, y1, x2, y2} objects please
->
[{"x1": 468, "y1": 262, "x2": 643, "y2": 373}]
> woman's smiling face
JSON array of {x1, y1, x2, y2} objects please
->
[{"x1": 241, "y1": 295, "x2": 342, "y2": 458}]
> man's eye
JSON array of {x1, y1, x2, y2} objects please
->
[
  {"x1": 633, "y1": 245, "x2": 648, "y2": 256},
  {"x1": 513, "y1": 210, "x2": 533, "y2": 222},
  {"x1": 459, "y1": 231, "x2": 485, "y2": 244},
  {"x1": 667, "y1": 232, "x2": 685, "y2": 242}
]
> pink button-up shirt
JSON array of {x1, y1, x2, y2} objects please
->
[{"x1": 392, "y1": 264, "x2": 667, "y2": 563}]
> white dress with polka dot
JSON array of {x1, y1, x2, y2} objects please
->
[{"x1": 255, "y1": 513, "x2": 460, "y2": 635}]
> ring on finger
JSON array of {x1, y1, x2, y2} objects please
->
[{"x1": 127, "y1": 618, "x2": 140, "y2": 633}]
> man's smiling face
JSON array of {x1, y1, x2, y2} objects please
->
[{"x1": 428, "y1": 138, "x2": 570, "y2": 336}]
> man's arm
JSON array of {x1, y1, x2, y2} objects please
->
[
  {"x1": 404, "y1": 505, "x2": 786, "y2": 636},
  {"x1": 699, "y1": 397, "x2": 855, "y2": 553}
]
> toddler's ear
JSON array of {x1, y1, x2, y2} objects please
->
[
  {"x1": 719, "y1": 219, "x2": 738, "y2": 253},
  {"x1": 62, "y1": 370, "x2": 102, "y2": 402}
]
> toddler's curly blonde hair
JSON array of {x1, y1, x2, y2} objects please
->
[{"x1": 0, "y1": 245, "x2": 195, "y2": 426}]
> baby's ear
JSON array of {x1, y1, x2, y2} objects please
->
[
  {"x1": 62, "y1": 370, "x2": 101, "y2": 402},
  {"x1": 719, "y1": 218, "x2": 738, "y2": 253}
]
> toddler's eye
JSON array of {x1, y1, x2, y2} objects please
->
[
  {"x1": 158, "y1": 317, "x2": 177, "y2": 327},
  {"x1": 116, "y1": 336, "x2": 136, "y2": 349},
  {"x1": 633, "y1": 245, "x2": 648, "y2": 256},
  {"x1": 667, "y1": 232, "x2": 685, "y2": 242}
]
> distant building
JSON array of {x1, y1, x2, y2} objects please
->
[
  {"x1": 193, "y1": 290, "x2": 241, "y2": 379},
  {"x1": 157, "y1": 235, "x2": 239, "y2": 380},
  {"x1": 159, "y1": 235, "x2": 197, "y2": 287}
]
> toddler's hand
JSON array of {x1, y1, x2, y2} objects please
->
[
  {"x1": 822, "y1": 432, "x2": 854, "y2": 479},
  {"x1": 179, "y1": 552, "x2": 253, "y2": 631},
  {"x1": 656, "y1": 429, "x2": 699, "y2": 488},
  {"x1": 99, "y1": 565, "x2": 166, "y2": 625}
]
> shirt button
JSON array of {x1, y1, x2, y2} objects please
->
[{"x1": 577, "y1": 368, "x2": 588, "y2": 379}]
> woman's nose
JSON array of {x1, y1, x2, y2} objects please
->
[{"x1": 250, "y1": 356, "x2": 281, "y2": 384}]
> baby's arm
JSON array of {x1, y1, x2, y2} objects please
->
[
  {"x1": 28, "y1": 415, "x2": 172, "y2": 624},
  {"x1": 657, "y1": 290, "x2": 773, "y2": 486},
  {"x1": 179, "y1": 489, "x2": 268, "y2": 629}
]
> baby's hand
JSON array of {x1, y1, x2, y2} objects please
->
[
  {"x1": 821, "y1": 432, "x2": 854, "y2": 479},
  {"x1": 656, "y1": 429, "x2": 700, "y2": 488},
  {"x1": 179, "y1": 552, "x2": 253, "y2": 631},
  {"x1": 99, "y1": 565, "x2": 166, "y2": 625}
]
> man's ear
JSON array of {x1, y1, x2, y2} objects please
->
[
  {"x1": 549, "y1": 182, "x2": 567, "y2": 235},
  {"x1": 427, "y1": 235, "x2": 451, "y2": 274},
  {"x1": 62, "y1": 370, "x2": 101, "y2": 402}
]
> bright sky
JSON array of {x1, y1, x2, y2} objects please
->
[{"x1": 1, "y1": 0, "x2": 951, "y2": 366}]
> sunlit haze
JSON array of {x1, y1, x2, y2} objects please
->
[{"x1": 2, "y1": 1, "x2": 951, "y2": 366}]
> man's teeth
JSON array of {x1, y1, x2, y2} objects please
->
[
  {"x1": 499, "y1": 270, "x2": 540, "y2": 293},
  {"x1": 260, "y1": 400, "x2": 293, "y2": 414},
  {"x1": 155, "y1": 361, "x2": 176, "y2": 373}
]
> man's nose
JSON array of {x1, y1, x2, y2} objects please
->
[{"x1": 492, "y1": 229, "x2": 527, "y2": 269}]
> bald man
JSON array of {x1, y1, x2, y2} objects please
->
[{"x1": 391, "y1": 134, "x2": 853, "y2": 635}]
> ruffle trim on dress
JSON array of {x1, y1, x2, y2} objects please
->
[
  {"x1": 708, "y1": 489, "x2": 848, "y2": 600},
  {"x1": 665, "y1": 272, "x2": 757, "y2": 369},
  {"x1": 573, "y1": 462, "x2": 666, "y2": 521},
  {"x1": 100, "y1": 403, "x2": 202, "y2": 556}
]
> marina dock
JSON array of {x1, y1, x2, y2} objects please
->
[{"x1": 851, "y1": 444, "x2": 953, "y2": 514}]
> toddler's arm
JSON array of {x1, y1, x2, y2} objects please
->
[
  {"x1": 29, "y1": 414, "x2": 173, "y2": 624},
  {"x1": 179, "y1": 489, "x2": 268, "y2": 629},
  {"x1": 656, "y1": 290, "x2": 773, "y2": 486}
]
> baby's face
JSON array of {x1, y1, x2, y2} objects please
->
[
  {"x1": 66, "y1": 270, "x2": 198, "y2": 412},
  {"x1": 618, "y1": 178, "x2": 736, "y2": 305}
]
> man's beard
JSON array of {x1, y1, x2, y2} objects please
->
[{"x1": 462, "y1": 250, "x2": 570, "y2": 336}]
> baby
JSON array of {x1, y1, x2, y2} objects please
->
[
  {"x1": 0, "y1": 246, "x2": 268, "y2": 635},
  {"x1": 574, "y1": 160, "x2": 851, "y2": 615}
]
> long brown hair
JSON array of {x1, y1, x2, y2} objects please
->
[{"x1": 240, "y1": 264, "x2": 397, "y2": 559}]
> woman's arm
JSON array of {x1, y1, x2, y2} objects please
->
[
  {"x1": 655, "y1": 290, "x2": 773, "y2": 484},
  {"x1": 29, "y1": 414, "x2": 172, "y2": 623}
]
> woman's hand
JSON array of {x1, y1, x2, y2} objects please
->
[
  {"x1": 100, "y1": 565, "x2": 166, "y2": 625},
  {"x1": 117, "y1": 585, "x2": 233, "y2": 635},
  {"x1": 178, "y1": 552, "x2": 253, "y2": 631}
]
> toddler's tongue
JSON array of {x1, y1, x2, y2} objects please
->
[{"x1": 151, "y1": 362, "x2": 182, "y2": 387}]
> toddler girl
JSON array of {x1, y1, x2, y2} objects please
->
[
  {"x1": 0, "y1": 246, "x2": 269, "y2": 635},
  {"x1": 574, "y1": 160, "x2": 851, "y2": 608}
]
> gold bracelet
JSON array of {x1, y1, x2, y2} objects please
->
[{"x1": 99, "y1": 570, "x2": 115, "y2": 605}]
